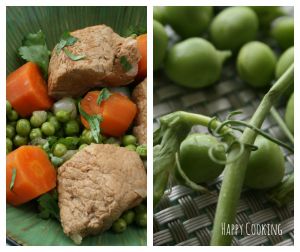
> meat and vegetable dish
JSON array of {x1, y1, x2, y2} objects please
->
[{"x1": 6, "y1": 23, "x2": 147, "y2": 244}]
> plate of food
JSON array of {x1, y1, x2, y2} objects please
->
[{"x1": 6, "y1": 6, "x2": 147, "y2": 246}]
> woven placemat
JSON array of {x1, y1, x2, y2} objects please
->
[{"x1": 153, "y1": 44, "x2": 294, "y2": 245}]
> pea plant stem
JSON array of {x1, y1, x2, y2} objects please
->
[
  {"x1": 270, "y1": 107, "x2": 294, "y2": 144},
  {"x1": 210, "y1": 64, "x2": 294, "y2": 245}
]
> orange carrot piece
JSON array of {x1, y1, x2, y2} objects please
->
[
  {"x1": 136, "y1": 34, "x2": 147, "y2": 80},
  {"x1": 80, "y1": 90, "x2": 137, "y2": 137},
  {"x1": 6, "y1": 146, "x2": 56, "y2": 206},
  {"x1": 6, "y1": 62, "x2": 53, "y2": 117}
]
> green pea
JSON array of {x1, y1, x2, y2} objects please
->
[
  {"x1": 122, "y1": 210, "x2": 135, "y2": 225},
  {"x1": 64, "y1": 120, "x2": 80, "y2": 136},
  {"x1": 16, "y1": 119, "x2": 31, "y2": 137},
  {"x1": 80, "y1": 129, "x2": 94, "y2": 144},
  {"x1": 47, "y1": 116, "x2": 61, "y2": 131},
  {"x1": 6, "y1": 125, "x2": 16, "y2": 139},
  {"x1": 29, "y1": 128, "x2": 43, "y2": 140},
  {"x1": 6, "y1": 100, "x2": 12, "y2": 114},
  {"x1": 134, "y1": 204, "x2": 146, "y2": 214},
  {"x1": 6, "y1": 138, "x2": 13, "y2": 154},
  {"x1": 53, "y1": 143, "x2": 67, "y2": 157},
  {"x1": 136, "y1": 144, "x2": 147, "y2": 157},
  {"x1": 122, "y1": 135, "x2": 137, "y2": 146},
  {"x1": 55, "y1": 110, "x2": 71, "y2": 123},
  {"x1": 41, "y1": 122, "x2": 55, "y2": 136},
  {"x1": 13, "y1": 135, "x2": 28, "y2": 147},
  {"x1": 7, "y1": 110, "x2": 18, "y2": 121},
  {"x1": 30, "y1": 111, "x2": 47, "y2": 127},
  {"x1": 79, "y1": 144, "x2": 88, "y2": 150},
  {"x1": 135, "y1": 212, "x2": 147, "y2": 227},
  {"x1": 125, "y1": 144, "x2": 136, "y2": 151},
  {"x1": 112, "y1": 218, "x2": 127, "y2": 233}
]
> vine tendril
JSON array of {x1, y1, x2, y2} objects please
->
[
  {"x1": 208, "y1": 113, "x2": 293, "y2": 153},
  {"x1": 175, "y1": 152, "x2": 212, "y2": 194}
]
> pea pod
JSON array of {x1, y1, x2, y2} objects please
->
[
  {"x1": 245, "y1": 135, "x2": 285, "y2": 189},
  {"x1": 176, "y1": 133, "x2": 225, "y2": 184},
  {"x1": 163, "y1": 6, "x2": 213, "y2": 38},
  {"x1": 210, "y1": 7, "x2": 258, "y2": 52},
  {"x1": 153, "y1": 20, "x2": 168, "y2": 71},
  {"x1": 271, "y1": 16, "x2": 294, "y2": 50},
  {"x1": 276, "y1": 47, "x2": 294, "y2": 79},
  {"x1": 165, "y1": 38, "x2": 231, "y2": 89},
  {"x1": 237, "y1": 41, "x2": 276, "y2": 88}
]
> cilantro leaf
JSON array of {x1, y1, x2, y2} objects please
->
[
  {"x1": 10, "y1": 168, "x2": 17, "y2": 191},
  {"x1": 55, "y1": 31, "x2": 85, "y2": 61},
  {"x1": 37, "y1": 191, "x2": 60, "y2": 221},
  {"x1": 97, "y1": 88, "x2": 111, "y2": 105},
  {"x1": 63, "y1": 48, "x2": 85, "y2": 61},
  {"x1": 18, "y1": 30, "x2": 50, "y2": 78},
  {"x1": 56, "y1": 31, "x2": 78, "y2": 54},
  {"x1": 120, "y1": 56, "x2": 132, "y2": 72},
  {"x1": 78, "y1": 102, "x2": 103, "y2": 143},
  {"x1": 57, "y1": 137, "x2": 80, "y2": 150}
]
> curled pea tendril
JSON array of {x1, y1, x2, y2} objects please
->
[
  {"x1": 175, "y1": 152, "x2": 216, "y2": 195},
  {"x1": 207, "y1": 111, "x2": 294, "y2": 165}
]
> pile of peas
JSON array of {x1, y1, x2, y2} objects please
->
[
  {"x1": 6, "y1": 100, "x2": 90, "y2": 157},
  {"x1": 6, "y1": 99, "x2": 147, "y2": 161}
]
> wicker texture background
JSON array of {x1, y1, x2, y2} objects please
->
[{"x1": 153, "y1": 28, "x2": 294, "y2": 245}]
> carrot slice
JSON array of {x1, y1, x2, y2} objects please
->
[
  {"x1": 80, "y1": 90, "x2": 137, "y2": 137},
  {"x1": 136, "y1": 34, "x2": 147, "y2": 80},
  {"x1": 6, "y1": 62, "x2": 53, "y2": 117},
  {"x1": 6, "y1": 146, "x2": 56, "y2": 206}
]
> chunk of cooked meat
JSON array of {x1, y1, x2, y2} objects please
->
[
  {"x1": 57, "y1": 144, "x2": 146, "y2": 244},
  {"x1": 48, "y1": 25, "x2": 141, "y2": 99},
  {"x1": 132, "y1": 78, "x2": 147, "y2": 144}
]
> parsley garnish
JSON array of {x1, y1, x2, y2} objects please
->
[
  {"x1": 120, "y1": 56, "x2": 132, "y2": 72},
  {"x1": 10, "y1": 168, "x2": 17, "y2": 191},
  {"x1": 78, "y1": 102, "x2": 103, "y2": 143},
  {"x1": 97, "y1": 88, "x2": 111, "y2": 105},
  {"x1": 56, "y1": 31, "x2": 85, "y2": 61},
  {"x1": 18, "y1": 30, "x2": 50, "y2": 78}
]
